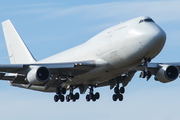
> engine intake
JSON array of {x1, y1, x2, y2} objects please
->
[
  {"x1": 155, "y1": 65, "x2": 179, "y2": 83},
  {"x1": 27, "y1": 66, "x2": 50, "y2": 84}
]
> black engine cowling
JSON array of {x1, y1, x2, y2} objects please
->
[
  {"x1": 27, "y1": 66, "x2": 50, "y2": 84},
  {"x1": 155, "y1": 65, "x2": 179, "y2": 83}
]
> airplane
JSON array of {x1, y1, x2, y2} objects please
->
[{"x1": 1, "y1": 16, "x2": 177, "y2": 102}]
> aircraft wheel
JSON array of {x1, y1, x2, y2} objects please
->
[
  {"x1": 112, "y1": 94, "x2": 117, "y2": 101},
  {"x1": 95, "y1": 92, "x2": 100, "y2": 99},
  {"x1": 86, "y1": 94, "x2": 90, "y2": 102},
  {"x1": 61, "y1": 88, "x2": 66, "y2": 94},
  {"x1": 69, "y1": 93, "x2": 73, "y2": 100},
  {"x1": 120, "y1": 87, "x2": 125, "y2": 94},
  {"x1": 54, "y1": 95, "x2": 59, "y2": 102},
  {"x1": 114, "y1": 86, "x2": 119, "y2": 94},
  {"x1": 66, "y1": 95, "x2": 70, "y2": 102},
  {"x1": 140, "y1": 71, "x2": 146, "y2": 78},
  {"x1": 72, "y1": 97, "x2": 76, "y2": 102},
  {"x1": 60, "y1": 95, "x2": 65, "y2": 102},
  {"x1": 56, "y1": 88, "x2": 60, "y2": 94},
  {"x1": 75, "y1": 92, "x2": 80, "y2": 100},
  {"x1": 118, "y1": 94, "x2": 123, "y2": 101},
  {"x1": 92, "y1": 94, "x2": 96, "y2": 102},
  {"x1": 140, "y1": 71, "x2": 151, "y2": 78},
  {"x1": 147, "y1": 71, "x2": 151, "y2": 78}
]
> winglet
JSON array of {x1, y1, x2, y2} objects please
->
[{"x1": 2, "y1": 20, "x2": 36, "y2": 64}]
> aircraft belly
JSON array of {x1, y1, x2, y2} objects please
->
[
  {"x1": 65, "y1": 63, "x2": 122, "y2": 86},
  {"x1": 71, "y1": 71, "x2": 123, "y2": 86}
]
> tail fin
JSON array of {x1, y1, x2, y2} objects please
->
[{"x1": 2, "y1": 20, "x2": 36, "y2": 64}]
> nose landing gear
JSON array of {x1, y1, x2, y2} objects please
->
[{"x1": 139, "y1": 58, "x2": 152, "y2": 80}]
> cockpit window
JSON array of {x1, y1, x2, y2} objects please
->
[{"x1": 139, "y1": 19, "x2": 154, "y2": 23}]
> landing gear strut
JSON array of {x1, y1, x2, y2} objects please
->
[
  {"x1": 86, "y1": 86, "x2": 100, "y2": 102},
  {"x1": 66, "y1": 86, "x2": 80, "y2": 102},
  {"x1": 112, "y1": 76, "x2": 125, "y2": 101},
  {"x1": 54, "y1": 87, "x2": 66, "y2": 102}
]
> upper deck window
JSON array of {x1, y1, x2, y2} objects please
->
[{"x1": 139, "y1": 18, "x2": 154, "y2": 23}]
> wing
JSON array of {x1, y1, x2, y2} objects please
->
[
  {"x1": 1, "y1": 19, "x2": 97, "y2": 92},
  {"x1": 0, "y1": 60, "x2": 96, "y2": 91},
  {"x1": 129, "y1": 62, "x2": 180, "y2": 83}
]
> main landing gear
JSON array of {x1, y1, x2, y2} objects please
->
[
  {"x1": 54, "y1": 86, "x2": 80, "y2": 102},
  {"x1": 86, "y1": 86, "x2": 100, "y2": 102},
  {"x1": 53, "y1": 80, "x2": 126, "y2": 102},
  {"x1": 54, "y1": 87, "x2": 66, "y2": 102},
  {"x1": 112, "y1": 76, "x2": 125, "y2": 101},
  {"x1": 66, "y1": 86, "x2": 80, "y2": 102}
]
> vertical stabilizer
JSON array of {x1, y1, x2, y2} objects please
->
[{"x1": 2, "y1": 20, "x2": 36, "y2": 64}]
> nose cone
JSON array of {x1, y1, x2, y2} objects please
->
[
  {"x1": 149, "y1": 25, "x2": 166, "y2": 45},
  {"x1": 137, "y1": 23, "x2": 166, "y2": 58},
  {"x1": 141, "y1": 23, "x2": 166, "y2": 45},
  {"x1": 139, "y1": 23, "x2": 166, "y2": 46}
]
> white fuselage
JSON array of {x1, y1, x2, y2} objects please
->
[{"x1": 38, "y1": 16, "x2": 166, "y2": 86}]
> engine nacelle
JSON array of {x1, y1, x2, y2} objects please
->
[
  {"x1": 27, "y1": 66, "x2": 50, "y2": 84},
  {"x1": 155, "y1": 65, "x2": 179, "y2": 83}
]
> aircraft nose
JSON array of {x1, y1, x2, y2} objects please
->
[
  {"x1": 152, "y1": 25, "x2": 166, "y2": 43},
  {"x1": 139, "y1": 24, "x2": 167, "y2": 58},
  {"x1": 141, "y1": 24, "x2": 166, "y2": 47}
]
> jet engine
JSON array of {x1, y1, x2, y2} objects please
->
[
  {"x1": 155, "y1": 65, "x2": 179, "y2": 83},
  {"x1": 27, "y1": 66, "x2": 50, "y2": 84}
]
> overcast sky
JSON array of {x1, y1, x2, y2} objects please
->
[{"x1": 0, "y1": 0, "x2": 180, "y2": 120}]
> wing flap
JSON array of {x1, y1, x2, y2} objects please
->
[
  {"x1": 1, "y1": 76, "x2": 15, "y2": 81},
  {"x1": 0, "y1": 64, "x2": 24, "y2": 73}
]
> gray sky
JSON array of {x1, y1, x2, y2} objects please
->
[{"x1": 0, "y1": 0, "x2": 180, "y2": 120}]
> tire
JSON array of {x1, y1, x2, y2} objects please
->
[
  {"x1": 147, "y1": 71, "x2": 151, "y2": 78},
  {"x1": 92, "y1": 96, "x2": 96, "y2": 102},
  {"x1": 72, "y1": 97, "x2": 76, "y2": 102},
  {"x1": 66, "y1": 95, "x2": 70, "y2": 102},
  {"x1": 112, "y1": 94, "x2": 117, "y2": 101},
  {"x1": 120, "y1": 87, "x2": 125, "y2": 94},
  {"x1": 61, "y1": 88, "x2": 66, "y2": 94},
  {"x1": 95, "y1": 92, "x2": 100, "y2": 99},
  {"x1": 54, "y1": 95, "x2": 59, "y2": 102},
  {"x1": 60, "y1": 95, "x2": 65, "y2": 102},
  {"x1": 75, "y1": 92, "x2": 80, "y2": 100},
  {"x1": 69, "y1": 93, "x2": 73, "y2": 99},
  {"x1": 56, "y1": 88, "x2": 60, "y2": 94},
  {"x1": 140, "y1": 71, "x2": 146, "y2": 78},
  {"x1": 118, "y1": 94, "x2": 123, "y2": 101},
  {"x1": 86, "y1": 94, "x2": 90, "y2": 102},
  {"x1": 114, "y1": 87, "x2": 119, "y2": 94}
]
